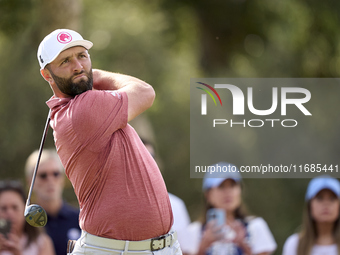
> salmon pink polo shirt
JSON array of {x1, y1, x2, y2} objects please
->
[{"x1": 46, "y1": 90, "x2": 173, "y2": 241}]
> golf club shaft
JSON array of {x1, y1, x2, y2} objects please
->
[{"x1": 25, "y1": 110, "x2": 51, "y2": 208}]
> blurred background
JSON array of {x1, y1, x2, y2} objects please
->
[{"x1": 1, "y1": 0, "x2": 340, "y2": 254}]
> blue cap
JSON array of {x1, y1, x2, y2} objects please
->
[
  {"x1": 202, "y1": 162, "x2": 242, "y2": 191},
  {"x1": 305, "y1": 175, "x2": 340, "y2": 201}
]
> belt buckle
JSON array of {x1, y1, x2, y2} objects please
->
[{"x1": 151, "y1": 235, "x2": 166, "y2": 251}]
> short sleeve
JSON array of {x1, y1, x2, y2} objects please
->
[
  {"x1": 247, "y1": 217, "x2": 277, "y2": 254},
  {"x1": 71, "y1": 90, "x2": 128, "y2": 150},
  {"x1": 282, "y1": 234, "x2": 299, "y2": 255}
]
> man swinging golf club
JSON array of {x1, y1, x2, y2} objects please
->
[{"x1": 37, "y1": 29, "x2": 182, "y2": 255}]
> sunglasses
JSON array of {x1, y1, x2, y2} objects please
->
[{"x1": 38, "y1": 171, "x2": 61, "y2": 180}]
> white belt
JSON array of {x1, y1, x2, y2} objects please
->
[{"x1": 82, "y1": 231, "x2": 177, "y2": 251}]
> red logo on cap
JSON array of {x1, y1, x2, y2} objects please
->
[{"x1": 57, "y1": 32, "x2": 72, "y2": 44}]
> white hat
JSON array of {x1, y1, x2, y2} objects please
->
[{"x1": 37, "y1": 29, "x2": 93, "y2": 69}]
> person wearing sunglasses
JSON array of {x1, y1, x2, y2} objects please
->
[
  {"x1": 0, "y1": 180, "x2": 55, "y2": 255},
  {"x1": 25, "y1": 149, "x2": 81, "y2": 255}
]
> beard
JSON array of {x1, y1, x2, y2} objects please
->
[{"x1": 49, "y1": 68, "x2": 93, "y2": 97}]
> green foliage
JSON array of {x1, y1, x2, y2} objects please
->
[
  {"x1": 0, "y1": 0, "x2": 33, "y2": 35},
  {"x1": 0, "y1": 1, "x2": 340, "y2": 254}
]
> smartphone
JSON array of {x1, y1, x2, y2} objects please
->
[
  {"x1": 0, "y1": 218, "x2": 11, "y2": 239},
  {"x1": 206, "y1": 208, "x2": 225, "y2": 227}
]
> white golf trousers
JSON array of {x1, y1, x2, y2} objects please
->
[{"x1": 69, "y1": 231, "x2": 183, "y2": 255}]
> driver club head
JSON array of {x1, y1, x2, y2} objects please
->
[
  {"x1": 24, "y1": 204, "x2": 48, "y2": 227},
  {"x1": 24, "y1": 110, "x2": 51, "y2": 228}
]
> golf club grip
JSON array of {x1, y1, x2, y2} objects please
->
[{"x1": 26, "y1": 109, "x2": 51, "y2": 207}]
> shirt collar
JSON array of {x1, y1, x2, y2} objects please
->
[{"x1": 46, "y1": 95, "x2": 72, "y2": 110}]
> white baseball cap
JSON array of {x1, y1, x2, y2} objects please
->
[{"x1": 37, "y1": 29, "x2": 93, "y2": 69}]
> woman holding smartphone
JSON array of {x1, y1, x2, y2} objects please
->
[
  {"x1": 282, "y1": 175, "x2": 340, "y2": 255},
  {"x1": 186, "y1": 162, "x2": 277, "y2": 255},
  {"x1": 0, "y1": 180, "x2": 55, "y2": 255}
]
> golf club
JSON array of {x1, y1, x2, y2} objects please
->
[{"x1": 24, "y1": 110, "x2": 51, "y2": 227}]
